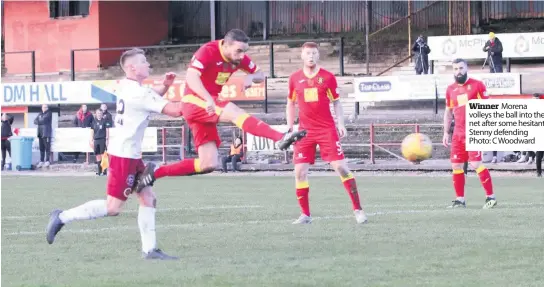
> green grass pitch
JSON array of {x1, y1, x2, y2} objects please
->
[{"x1": 2, "y1": 174, "x2": 543, "y2": 287}]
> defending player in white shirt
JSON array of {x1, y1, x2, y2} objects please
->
[{"x1": 46, "y1": 48, "x2": 183, "y2": 260}]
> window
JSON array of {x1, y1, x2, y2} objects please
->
[{"x1": 49, "y1": 0, "x2": 90, "y2": 19}]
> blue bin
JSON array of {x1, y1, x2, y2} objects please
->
[{"x1": 8, "y1": 136, "x2": 35, "y2": 171}]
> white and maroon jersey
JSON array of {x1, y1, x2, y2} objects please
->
[{"x1": 108, "y1": 79, "x2": 168, "y2": 159}]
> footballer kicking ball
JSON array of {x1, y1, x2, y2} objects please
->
[{"x1": 401, "y1": 133, "x2": 433, "y2": 163}]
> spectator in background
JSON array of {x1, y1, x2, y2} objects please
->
[
  {"x1": 221, "y1": 136, "x2": 244, "y2": 173},
  {"x1": 34, "y1": 104, "x2": 53, "y2": 168},
  {"x1": 1, "y1": 113, "x2": 14, "y2": 170},
  {"x1": 483, "y1": 32, "x2": 503, "y2": 73},
  {"x1": 100, "y1": 103, "x2": 114, "y2": 127},
  {"x1": 412, "y1": 34, "x2": 431, "y2": 75},
  {"x1": 72, "y1": 104, "x2": 93, "y2": 163},
  {"x1": 90, "y1": 109, "x2": 111, "y2": 175}
]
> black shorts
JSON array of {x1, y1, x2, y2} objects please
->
[{"x1": 94, "y1": 138, "x2": 106, "y2": 155}]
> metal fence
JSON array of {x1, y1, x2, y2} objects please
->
[
  {"x1": 69, "y1": 38, "x2": 345, "y2": 81},
  {"x1": 2, "y1": 0, "x2": 543, "y2": 82}
]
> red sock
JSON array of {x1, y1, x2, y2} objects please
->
[
  {"x1": 296, "y1": 181, "x2": 310, "y2": 216},
  {"x1": 476, "y1": 166, "x2": 494, "y2": 197},
  {"x1": 235, "y1": 114, "x2": 284, "y2": 141},
  {"x1": 452, "y1": 169, "x2": 465, "y2": 198},
  {"x1": 154, "y1": 158, "x2": 200, "y2": 179},
  {"x1": 341, "y1": 174, "x2": 362, "y2": 210}
]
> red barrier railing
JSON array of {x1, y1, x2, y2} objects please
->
[
  {"x1": 159, "y1": 126, "x2": 186, "y2": 164},
  {"x1": 369, "y1": 123, "x2": 443, "y2": 164}
]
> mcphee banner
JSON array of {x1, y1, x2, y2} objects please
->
[
  {"x1": 1, "y1": 76, "x2": 265, "y2": 107},
  {"x1": 427, "y1": 32, "x2": 544, "y2": 61},
  {"x1": 246, "y1": 125, "x2": 298, "y2": 152},
  {"x1": 17, "y1": 127, "x2": 158, "y2": 153},
  {"x1": 352, "y1": 73, "x2": 521, "y2": 102}
]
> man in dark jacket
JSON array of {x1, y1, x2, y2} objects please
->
[
  {"x1": 72, "y1": 105, "x2": 93, "y2": 163},
  {"x1": 1, "y1": 113, "x2": 14, "y2": 170},
  {"x1": 483, "y1": 32, "x2": 503, "y2": 73},
  {"x1": 100, "y1": 104, "x2": 114, "y2": 127},
  {"x1": 412, "y1": 35, "x2": 431, "y2": 75},
  {"x1": 34, "y1": 104, "x2": 53, "y2": 167}
]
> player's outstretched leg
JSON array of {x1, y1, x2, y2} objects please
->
[
  {"x1": 46, "y1": 198, "x2": 113, "y2": 244},
  {"x1": 135, "y1": 144, "x2": 218, "y2": 192},
  {"x1": 221, "y1": 102, "x2": 307, "y2": 151},
  {"x1": 472, "y1": 162, "x2": 497, "y2": 209},
  {"x1": 137, "y1": 187, "x2": 178, "y2": 260},
  {"x1": 331, "y1": 160, "x2": 367, "y2": 224},
  {"x1": 292, "y1": 163, "x2": 311, "y2": 224}
]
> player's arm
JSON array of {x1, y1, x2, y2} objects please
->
[
  {"x1": 327, "y1": 75, "x2": 347, "y2": 137},
  {"x1": 186, "y1": 70, "x2": 214, "y2": 105},
  {"x1": 134, "y1": 89, "x2": 183, "y2": 118},
  {"x1": 443, "y1": 88, "x2": 453, "y2": 146},
  {"x1": 478, "y1": 81, "x2": 489, "y2": 100},
  {"x1": 239, "y1": 55, "x2": 265, "y2": 87},
  {"x1": 152, "y1": 72, "x2": 177, "y2": 96},
  {"x1": 184, "y1": 48, "x2": 215, "y2": 103},
  {"x1": 286, "y1": 76, "x2": 297, "y2": 131},
  {"x1": 161, "y1": 102, "x2": 183, "y2": 118}
]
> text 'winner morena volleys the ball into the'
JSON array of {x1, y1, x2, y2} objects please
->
[
  {"x1": 442, "y1": 58, "x2": 497, "y2": 209},
  {"x1": 46, "y1": 48, "x2": 184, "y2": 260},
  {"x1": 133, "y1": 29, "x2": 307, "y2": 190},
  {"x1": 287, "y1": 42, "x2": 367, "y2": 225}
]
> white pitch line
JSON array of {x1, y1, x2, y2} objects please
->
[
  {"x1": 3, "y1": 202, "x2": 542, "y2": 221},
  {"x1": 0, "y1": 209, "x2": 471, "y2": 237},
  {"x1": 1, "y1": 205, "x2": 264, "y2": 220}
]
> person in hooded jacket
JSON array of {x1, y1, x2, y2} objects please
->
[
  {"x1": 34, "y1": 105, "x2": 53, "y2": 167},
  {"x1": 1, "y1": 113, "x2": 15, "y2": 170}
]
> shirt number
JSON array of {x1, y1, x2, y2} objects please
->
[
  {"x1": 336, "y1": 141, "x2": 344, "y2": 156},
  {"x1": 115, "y1": 99, "x2": 125, "y2": 126},
  {"x1": 304, "y1": 88, "x2": 318, "y2": 102}
]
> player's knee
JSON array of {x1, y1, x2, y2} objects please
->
[
  {"x1": 137, "y1": 188, "x2": 157, "y2": 207},
  {"x1": 295, "y1": 169, "x2": 308, "y2": 182},
  {"x1": 469, "y1": 161, "x2": 483, "y2": 170},
  {"x1": 335, "y1": 165, "x2": 350, "y2": 178},
  {"x1": 198, "y1": 161, "x2": 216, "y2": 173},
  {"x1": 451, "y1": 163, "x2": 464, "y2": 170},
  {"x1": 107, "y1": 205, "x2": 121, "y2": 216}
]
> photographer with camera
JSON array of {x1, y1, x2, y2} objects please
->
[
  {"x1": 412, "y1": 35, "x2": 431, "y2": 75},
  {"x1": 482, "y1": 32, "x2": 503, "y2": 73}
]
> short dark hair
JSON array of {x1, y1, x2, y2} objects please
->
[
  {"x1": 224, "y1": 29, "x2": 250, "y2": 44},
  {"x1": 120, "y1": 48, "x2": 145, "y2": 67},
  {"x1": 452, "y1": 58, "x2": 467, "y2": 65},
  {"x1": 302, "y1": 42, "x2": 318, "y2": 49}
]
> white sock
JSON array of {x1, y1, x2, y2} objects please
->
[
  {"x1": 456, "y1": 197, "x2": 465, "y2": 202},
  {"x1": 138, "y1": 206, "x2": 157, "y2": 253},
  {"x1": 59, "y1": 199, "x2": 108, "y2": 224}
]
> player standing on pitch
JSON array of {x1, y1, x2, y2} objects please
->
[
  {"x1": 134, "y1": 29, "x2": 306, "y2": 190},
  {"x1": 46, "y1": 48, "x2": 183, "y2": 260},
  {"x1": 442, "y1": 58, "x2": 497, "y2": 209},
  {"x1": 286, "y1": 42, "x2": 367, "y2": 224}
]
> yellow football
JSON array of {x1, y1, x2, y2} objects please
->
[{"x1": 401, "y1": 133, "x2": 433, "y2": 163}]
